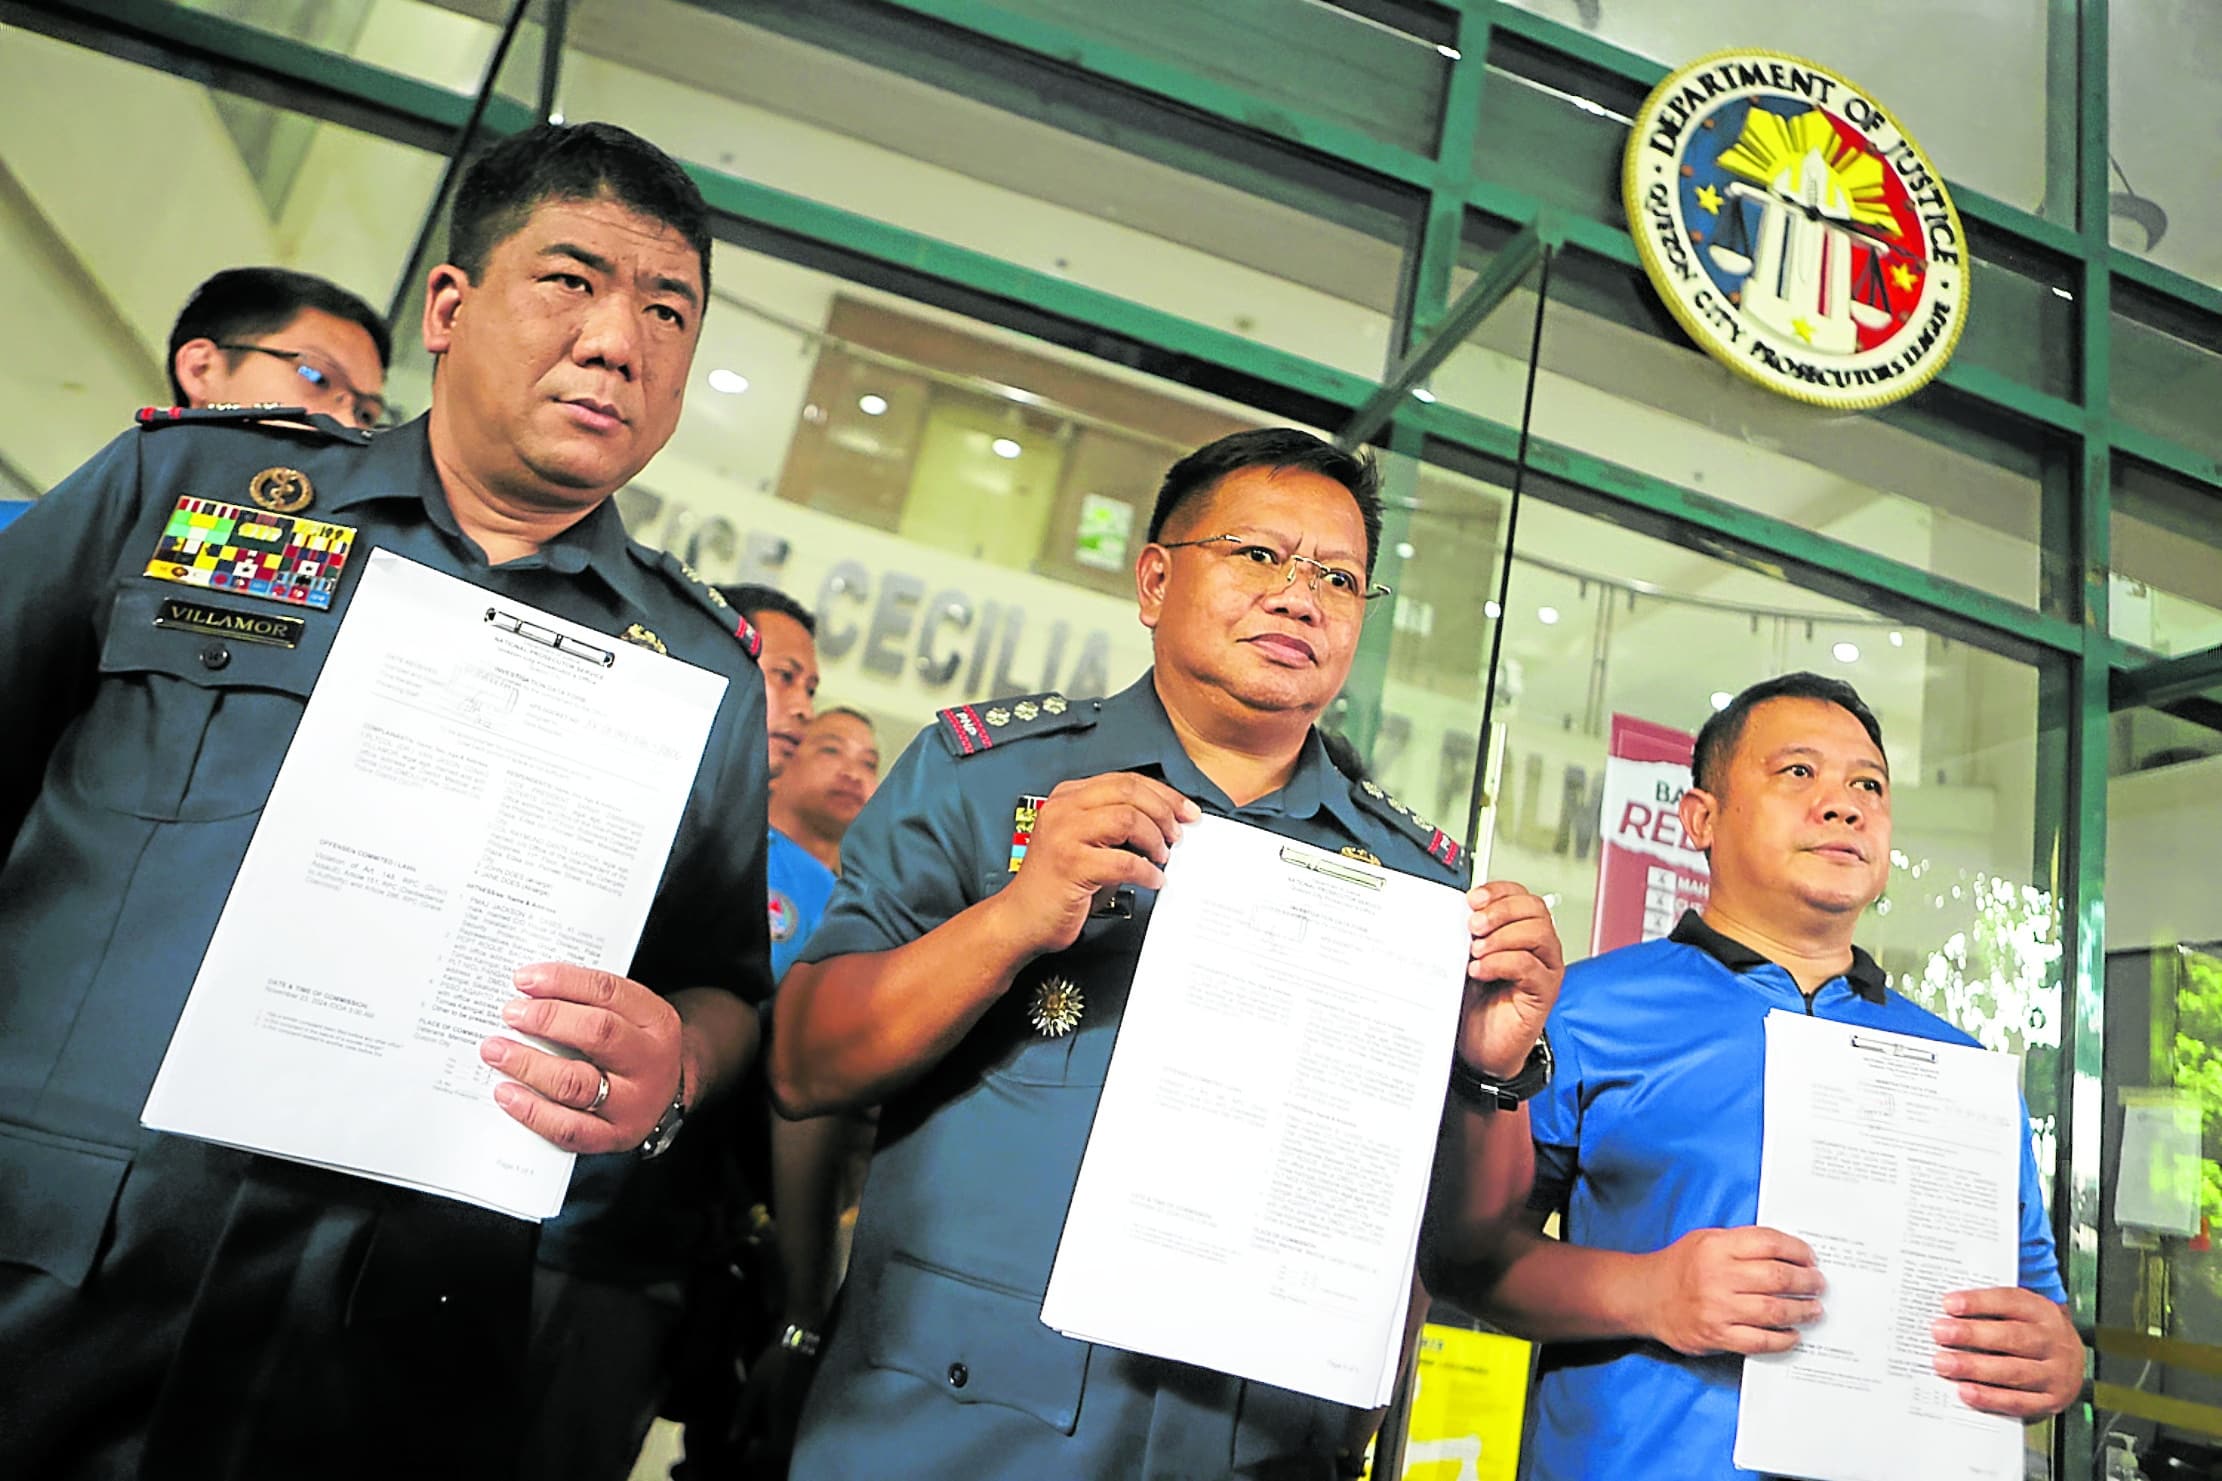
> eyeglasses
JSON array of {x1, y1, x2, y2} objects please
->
[
  {"x1": 215, "y1": 343, "x2": 392, "y2": 429},
  {"x1": 1156, "y1": 534, "x2": 1392, "y2": 607}
]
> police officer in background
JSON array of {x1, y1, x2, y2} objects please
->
[
  {"x1": 166, "y1": 266, "x2": 393, "y2": 430},
  {"x1": 771, "y1": 427, "x2": 1563, "y2": 1479},
  {"x1": 0, "y1": 121, "x2": 771, "y2": 1479}
]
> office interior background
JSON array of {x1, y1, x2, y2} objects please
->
[{"x1": 3, "y1": 0, "x2": 2220, "y2": 1473}]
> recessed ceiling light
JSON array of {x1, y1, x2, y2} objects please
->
[
  {"x1": 1833, "y1": 641, "x2": 1861, "y2": 663},
  {"x1": 1395, "y1": 541, "x2": 1416, "y2": 560},
  {"x1": 991, "y1": 437, "x2": 1023, "y2": 460},
  {"x1": 1484, "y1": 600, "x2": 1502, "y2": 619},
  {"x1": 1711, "y1": 691, "x2": 1733, "y2": 711},
  {"x1": 706, "y1": 368, "x2": 749, "y2": 395},
  {"x1": 1889, "y1": 630, "x2": 1905, "y2": 647},
  {"x1": 1537, "y1": 605, "x2": 1561, "y2": 625},
  {"x1": 1411, "y1": 387, "x2": 1438, "y2": 403},
  {"x1": 857, "y1": 393, "x2": 888, "y2": 416},
  {"x1": 1436, "y1": 44, "x2": 1461, "y2": 60}
]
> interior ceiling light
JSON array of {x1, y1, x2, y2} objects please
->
[
  {"x1": 991, "y1": 437, "x2": 1023, "y2": 460},
  {"x1": 1833, "y1": 641, "x2": 1861, "y2": 663},
  {"x1": 706, "y1": 368, "x2": 748, "y2": 394},
  {"x1": 857, "y1": 393, "x2": 888, "y2": 416},
  {"x1": 1537, "y1": 605, "x2": 1561, "y2": 625}
]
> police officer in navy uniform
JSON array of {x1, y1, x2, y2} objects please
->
[
  {"x1": 771, "y1": 428, "x2": 1563, "y2": 1480},
  {"x1": 0, "y1": 122, "x2": 771, "y2": 1479}
]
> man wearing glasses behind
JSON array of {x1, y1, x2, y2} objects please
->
[
  {"x1": 771, "y1": 427, "x2": 1564, "y2": 1480},
  {"x1": 166, "y1": 266, "x2": 393, "y2": 429}
]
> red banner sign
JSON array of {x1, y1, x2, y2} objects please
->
[{"x1": 1590, "y1": 714, "x2": 1710, "y2": 956}]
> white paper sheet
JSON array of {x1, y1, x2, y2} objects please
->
[
  {"x1": 141, "y1": 549, "x2": 727, "y2": 1221},
  {"x1": 1038, "y1": 814, "x2": 1472, "y2": 1408},
  {"x1": 1734, "y1": 1010, "x2": 2024, "y2": 1481},
  {"x1": 2115, "y1": 1095, "x2": 2203, "y2": 1236}
]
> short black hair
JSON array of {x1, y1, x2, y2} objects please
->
[
  {"x1": 166, "y1": 267, "x2": 391, "y2": 404},
  {"x1": 1147, "y1": 429, "x2": 1384, "y2": 579},
  {"x1": 1692, "y1": 672, "x2": 1886, "y2": 795},
  {"x1": 448, "y1": 122, "x2": 711, "y2": 298},
  {"x1": 720, "y1": 584, "x2": 814, "y2": 636}
]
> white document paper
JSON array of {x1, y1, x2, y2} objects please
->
[
  {"x1": 1735, "y1": 1010, "x2": 2024, "y2": 1481},
  {"x1": 1038, "y1": 815, "x2": 1472, "y2": 1408},
  {"x1": 2115, "y1": 1095, "x2": 2203, "y2": 1236},
  {"x1": 142, "y1": 549, "x2": 727, "y2": 1221}
]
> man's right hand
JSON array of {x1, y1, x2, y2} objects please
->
[
  {"x1": 990, "y1": 773, "x2": 1200, "y2": 958},
  {"x1": 1643, "y1": 1226, "x2": 1825, "y2": 1355}
]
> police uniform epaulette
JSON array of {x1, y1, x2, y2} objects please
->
[
  {"x1": 134, "y1": 404, "x2": 374, "y2": 445},
  {"x1": 641, "y1": 548, "x2": 761, "y2": 658},
  {"x1": 1349, "y1": 775, "x2": 1467, "y2": 874},
  {"x1": 932, "y1": 692, "x2": 1091, "y2": 758}
]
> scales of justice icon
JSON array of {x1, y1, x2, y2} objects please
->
[{"x1": 1698, "y1": 107, "x2": 1919, "y2": 356}]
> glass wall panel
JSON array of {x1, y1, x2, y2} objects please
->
[
  {"x1": 1437, "y1": 234, "x2": 2060, "y2": 611},
  {"x1": 167, "y1": 0, "x2": 503, "y2": 95},
  {"x1": 2113, "y1": 282, "x2": 2222, "y2": 467},
  {"x1": 1496, "y1": 0, "x2": 2052, "y2": 211},
  {"x1": 1009, "y1": 0, "x2": 1452, "y2": 157},
  {"x1": 0, "y1": 25, "x2": 443, "y2": 489},
  {"x1": 2113, "y1": 456, "x2": 2222, "y2": 660},
  {"x1": 2109, "y1": 0, "x2": 2222, "y2": 289},
  {"x1": 540, "y1": 0, "x2": 1419, "y2": 381},
  {"x1": 601, "y1": 238, "x2": 1364, "y2": 748},
  {"x1": 2101, "y1": 699, "x2": 2222, "y2": 1469}
]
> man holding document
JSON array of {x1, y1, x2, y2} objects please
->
[
  {"x1": 0, "y1": 123, "x2": 771, "y2": 1477},
  {"x1": 771, "y1": 428, "x2": 1563, "y2": 1480},
  {"x1": 1435, "y1": 674, "x2": 2084, "y2": 1480}
]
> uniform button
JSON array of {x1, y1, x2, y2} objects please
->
[
  {"x1": 946, "y1": 1362, "x2": 968, "y2": 1389},
  {"x1": 198, "y1": 642, "x2": 231, "y2": 671}
]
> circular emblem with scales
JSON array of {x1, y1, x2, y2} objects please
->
[
  {"x1": 1623, "y1": 49, "x2": 1968, "y2": 410},
  {"x1": 1027, "y1": 974, "x2": 1085, "y2": 1038}
]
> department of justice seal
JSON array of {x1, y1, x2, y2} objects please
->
[{"x1": 1624, "y1": 49, "x2": 1968, "y2": 411}]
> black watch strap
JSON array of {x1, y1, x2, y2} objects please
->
[{"x1": 1448, "y1": 1032, "x2": 1553, "y2": 1111}]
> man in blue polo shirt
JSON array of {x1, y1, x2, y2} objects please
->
[{"x1": 1438, "y1": 672, "x2": 2084, "y2": 1479}]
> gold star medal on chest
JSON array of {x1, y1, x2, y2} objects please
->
[{"x1": 1027, "y1": 974, "x2": 1085, "y2": 1037}]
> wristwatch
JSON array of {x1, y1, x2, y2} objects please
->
[
  {"x1": 1448, "y1": 1032, "x2": 1553, "y2": 1111},
  {"x1": 639, "y1": 1084, "x2": 688, "y2": 1160}
]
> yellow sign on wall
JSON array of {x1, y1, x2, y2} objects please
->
[{"x1": 1374, "y1": 1324, "x2": 1532, "y2": 1481}]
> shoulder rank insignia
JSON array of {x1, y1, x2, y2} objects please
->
[
  {"x1": 649, "y1": 550, "x2": 762, "y2": 659},
  {"x1": 1350, "y1": 777, "x2": 1467, "y2": 876},
  {"x1": 135, "y1": 405, "x2": 375, "y2": 446},
  {"x1": 621, "y1": 624, "x2": 667, "y2": 655},
  {"x1": 932, "y1": 692, "x2": 1092, "y2": 758}
]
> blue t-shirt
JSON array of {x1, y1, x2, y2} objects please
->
[
  {"x1": 1524, "y1": 910, "x2": 2066, "y2": 1481},
  {"x1": 767, "y1": 826, "x2": 836, "y2": 985}
]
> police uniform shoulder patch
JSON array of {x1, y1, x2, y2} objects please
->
[
  {"x1": 134, "y1": 405, "x2": 375, "y2": 445},
  {"x1": 931, "y1": 692, "x2": 1093, "y2": 759},
  {"x1": 646, "y1": 549, "x2": 762, "y2": 660},
  {"x1": 1348, "y1": 777, "x2": 1467, "y2": 875}
]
